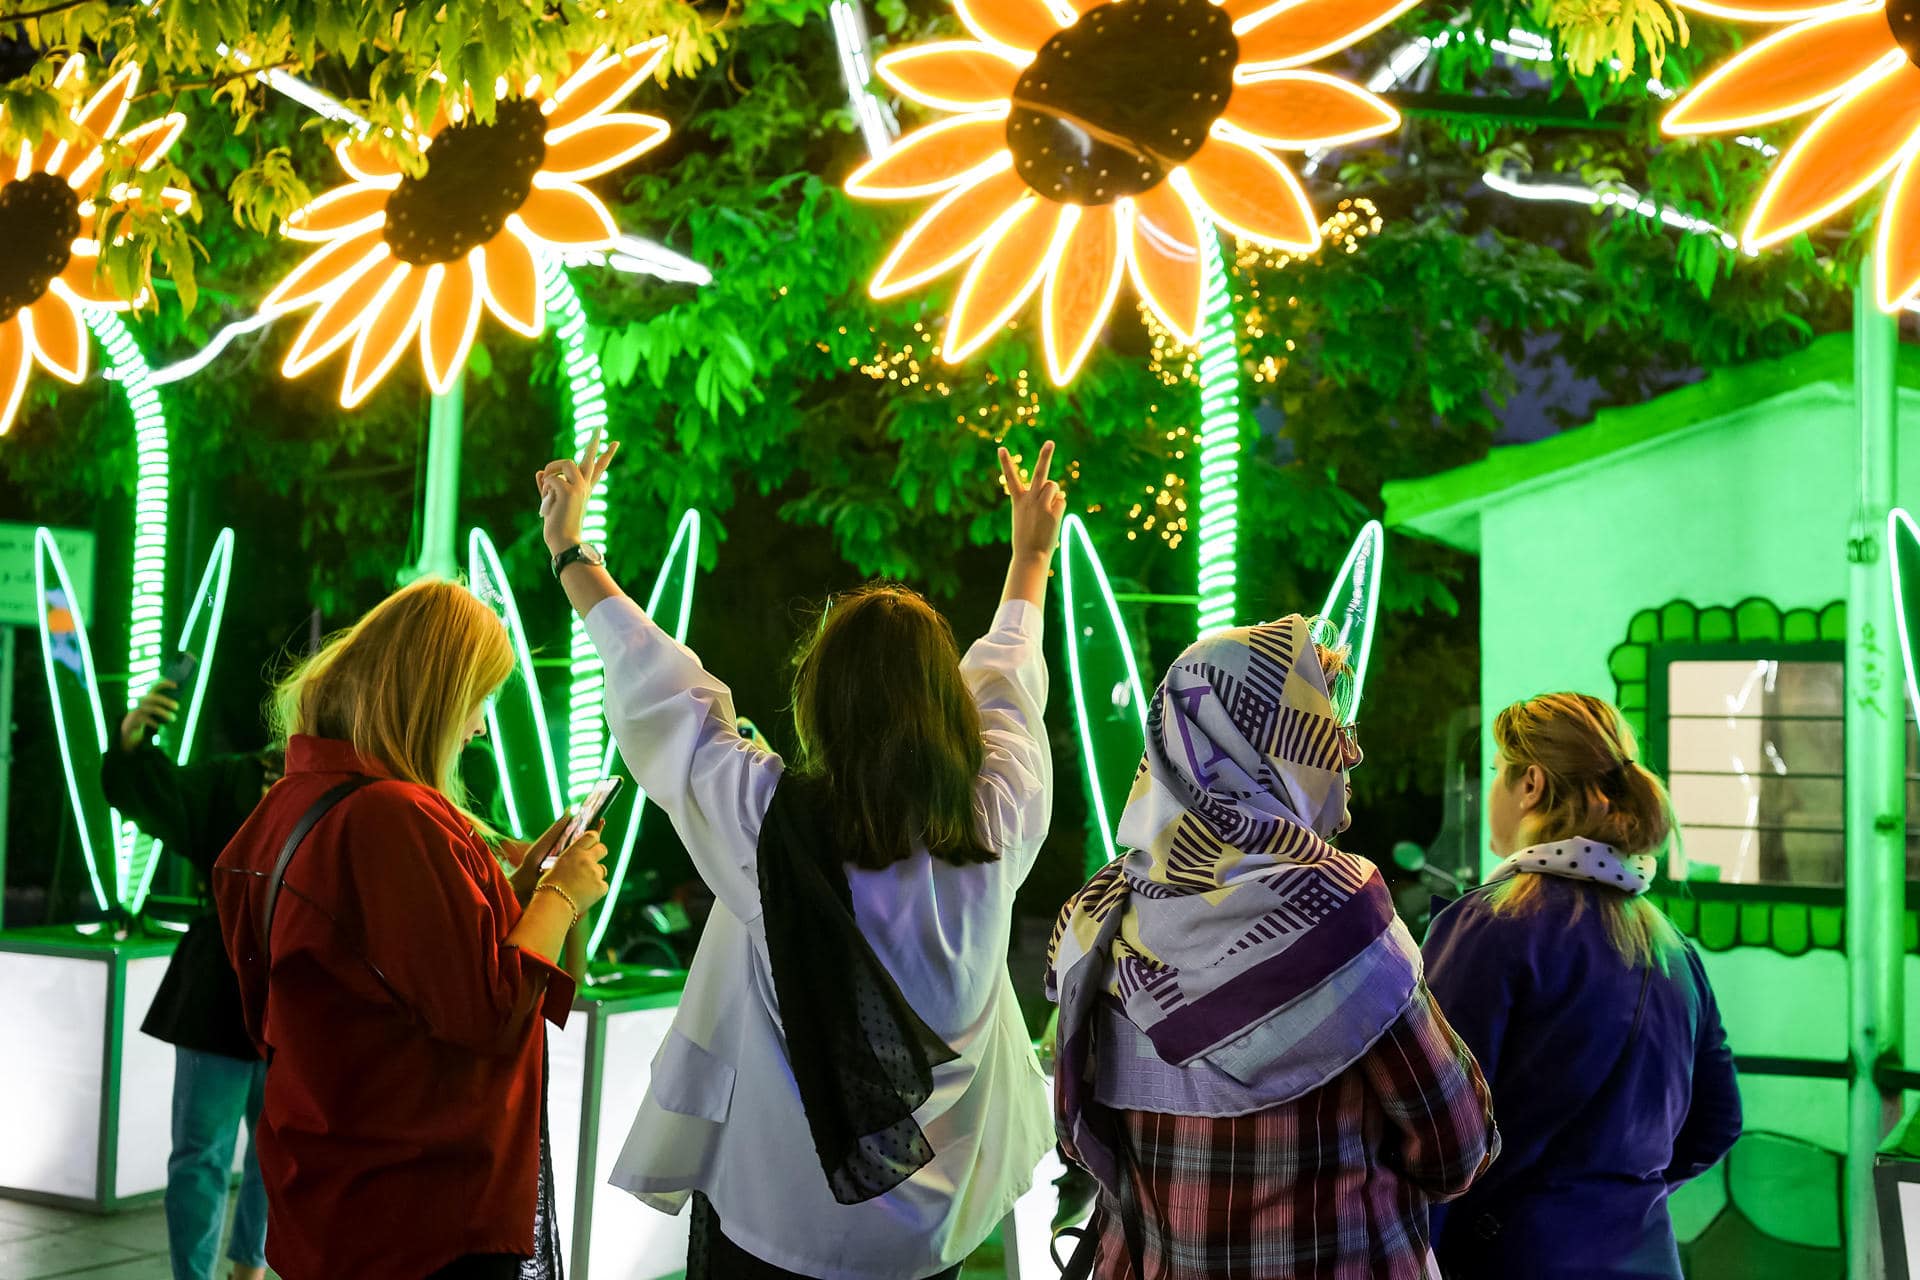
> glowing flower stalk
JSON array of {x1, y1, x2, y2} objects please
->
[
  {"x1": 0, "y1": 56, "x2": 189, "y2": 434},
  {"x1": 846, "y1": 0, "x2": 1411, "y2": 384},
  {"x1": 1662, "y1": 0, "x2": 1920, "y2": 310},
  {"x1": 541, "y1": 256, "x2": 614, "y2": 805},
  {"x1": 262, "y1": 42, "x2": 674, "y2": 407},
  {"x1": 1194, "y1": 228, "x2": 1239, "y2": 634}
]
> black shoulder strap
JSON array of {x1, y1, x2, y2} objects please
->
[{"x1": 261, "y1": 777, "x2": 374, "y2": 963}]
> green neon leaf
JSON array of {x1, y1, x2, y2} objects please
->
[
  {"x1": 1314, "y1": 519, "x2": 1385, "y2": 725},
  {"x1": 1060, "y1": 514, "x2": 1149, "y2": 870},
  {"x1": 587, "y1": 508, "x2": 703, "y2": 956},
  {"x1": 34, "y1": 528, "x2": 117, "y2": 915},
  {"x1": 1889, "y1": 508, "x2": 1920, "y2": 721},
  {"x1": 468, "y1": 527, "x2": 565, "y2": 837}
]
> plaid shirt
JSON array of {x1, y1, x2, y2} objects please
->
[{"x1": 1068, "y1": 983, "x2": 1498, "y2": 1280}]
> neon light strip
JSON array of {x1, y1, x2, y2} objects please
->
[
  {"x1": 587, "y1": 508, "x2": 702, "y2": 956},
  {"x1": 1891, "y1": 508, "x2": 1920, "y2": 720},
  {"x1": 557, "y1": 235, "x2": 714, "y2": 287},
  {"x1": 1314, "y1": 519, "x2": 1384, "y2": 724},
  {"x1": 85, "y1": 310, "x2": 168, "y2": 907},
  {"x1": 1060, "y1": 514, "x2": 1150, "y2": 864},
  {"x1": 1480, "y1": 167, "x2": 1746, "y2": 252},
  {"x1": 468, "y1": 526, "x2": 565, "y2": 834},
  {"x1": 539, "y1": 257, "x2": 613, "y2": 805},
  {"x1": 33, "y1": 528, "x2": 115, "y2": 914},
  {"x1": 1194, "y1": 224, "x2": 1240, "y2": 636},
  {"x1": 832, "y1": 0, "x2": 900, "y2": 160},
  {"x1": 139, "y1": 312, "x2": 278, "y2": 385},
  {"x1": 125, "y1": 528, "x2": 237, "y2": 916}
]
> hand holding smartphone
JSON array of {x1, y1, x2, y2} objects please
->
[{"x1": 543, "y1": 776, "x2": 625, "y2": 869}]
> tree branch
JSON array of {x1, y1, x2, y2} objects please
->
[{"x1": 0, "y1": 0, "x2": 99, "y2": 26}]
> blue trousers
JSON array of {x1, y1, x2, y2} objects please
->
[{"x1": 166, "y1": 1046, "x2": 268, "y2": 1280}]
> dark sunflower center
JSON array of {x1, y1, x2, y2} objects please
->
[
  {"x1": 1006, "y1": 0, "x2": 1237, "y2": 205},
  {"x1": 384, "y1": 98, "x2": 548, "y2": 266},
  {"x1": 0, "y1": 172, "x2": 80, "y2": 324},
  {"x1": 1889, "y1": 0, "x2": 1920, "y2": 67}
]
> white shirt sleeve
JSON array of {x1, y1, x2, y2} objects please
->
[
  {"x1": 960, "y1": 597, "x2": 1053, "y2": 882},
  {"x1": 584, "y1": 596, "x2": 782, "y2": 925}
]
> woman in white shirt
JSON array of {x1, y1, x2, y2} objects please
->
[{"x1": 534, "y1": 433, "x2": 1064, "y2": 1280}]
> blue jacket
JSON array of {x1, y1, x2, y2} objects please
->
[{"x1": 1422, "y1": 879, "x2": 1741, "y2": 1279}]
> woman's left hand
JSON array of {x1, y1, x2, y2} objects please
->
[{"x1": 536, "y1": 426, "x2": 620, "y2": 556}]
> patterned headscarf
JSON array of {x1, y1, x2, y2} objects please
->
[{"x1": 1047, "y1": 617, "x2": 1420, "y2": 1183}]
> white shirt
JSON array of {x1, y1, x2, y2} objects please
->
[{"x1": 590, "y1": 595, "x2": 1055, "y2": 1279}]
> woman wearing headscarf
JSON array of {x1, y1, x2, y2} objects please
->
[
  {"x1": 1423, "y1": 693, "x2": 1741, "y2": 1280},
  {"x1": 1048, "y1": 618, "x2": 1498, "y2": 1279}
]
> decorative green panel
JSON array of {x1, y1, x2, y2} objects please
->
[
  {"x1": 1609, "y1": 643, "x2": 1647, "y2": 683},
  {"x1": 1739, "y1": 902, "x2": 1771, "y2": 946},
  {"x1": 1782, "y1": 608, "x2": 1819, "y2": 644},
  {"x1": 1771, "y1": 905, "x2": 1811, "y2": 957},
  {"x1": 1629, "y1": 609, "x2": 1660, "y2": 644},
  {"x1": 1662, "y1": 601, "x2": 1699, "y2": 642},
  {"x1": 1700, "y1": 900, "x2": 1740, "y2": 950},
  {"x1": 1699, "y1": 607, "x2": 1736, "y2": 645},
  {"x1": 1811, "y1": 907, "x2": 1844, "y2": 950},
  {"x1": 1735, "y1": 598, "x2": 1782, "y2": 640}
]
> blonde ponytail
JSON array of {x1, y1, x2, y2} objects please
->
[{"x1": 1485, "y1": 692, "x2": 1683, "y2": 970}]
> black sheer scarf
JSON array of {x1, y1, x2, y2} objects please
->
[{"x1": 755, "y1": 776, "x2": 959, "y2": 1205}]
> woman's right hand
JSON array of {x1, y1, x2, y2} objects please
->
[
  {"x1": 539, "y1": 829, "x2": 611, "y2": 912},
  {"x1": 1000, "y1": 440, "x2": 1066, "y2": 560},
  {"x1": 118, "y1": 682, "x2": 178, "y2": 751}
]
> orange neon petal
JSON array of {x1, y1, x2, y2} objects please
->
[
  {"x1": 1744, "y1": 59, "x2": 1920, "y2": 250},
  {"x1": 336, "y1": 136, "x2": 407, "y2": 187},
  {"x1": 117, "y1": 113, "x2": 187, "y2": 172},
  {"x1": 25, "y1": 290, "x2": 87, "y2": 384},
  {"x1": 1232, "y1": 0, "x2": 1422, "y2": 67},
  {"x1": 1128, "y1": 182, "x2": 1207, "y2": 344},
  {"x1": 64, "y1": 62, "x2": 141, "y2": 161},
  {"x1": 341, "y1": 266, "x2": 430, "y2": 408},
  {"x1": 57, "y1": 247, "x2": 127, "y2": 308},
  {"x1": 875, "y1": 42, "x2": 1026, "y2": 113},
  {"x1": 943, "y1": 196, "x2": 1069, "y2": 362},
  {"x1": 1663, "y1": 11, "x2": 1900, "y2": 135},
  {"x1": 261, "y1": 232, "x2": 388, "y2": 315},
  {"x1": 0, "y1": 318, "x2": 28, "y2": 435},
  {"x1": 870, "y1": 158, "x2": 1028, "y2": 297},
  {"x1": 282, "y1": 260, "x2": 404, "y2": 378},
  {"x1": 1877, "y1": 147, "x2": 1920, "y2": 309},
  {"x1": 1221, "y1": 69, "x2": 1400, "y2": 149},
  {"x1": 480, "y1": 227, "x2": 545, "y2": 336},
  {"x1": 544, "y1": 40, "x2": 667, "y2": 133},
  {"x1": 542, "y1": 113, "x2": 670, "y2": 180},
  {"x1": 1181, "y1": 130, "x2": 1319, "y2": 251},
  {"x1": 846, "y1": 114, "x2": 1011, "y2": 200},
  {"x1": 1672, "y1": 0, "x2": 1868, "y2": 20},
  {"x1": 421, "y1": 259, "x2": 483, "y2": 393},
  {"x1": 954, "y1": 0, "x2": 1064, "y2": 53},
  {"x1": 516, "y1": 177, "x2": 619, "y2": 247},
  {"x1": 1042, "y1": 205, "x2": 1126, "y2": 384},
  {"x1": 284, "y1": 183, "x2": 390, "y2": 242}
]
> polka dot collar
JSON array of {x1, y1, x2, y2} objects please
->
[{"x1": 1490, "y1": 837, "x2": 1656, "y2": 897}]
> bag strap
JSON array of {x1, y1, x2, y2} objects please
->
[{"x1": 260, "y1": 777, "x2": 373, "y2": 963}]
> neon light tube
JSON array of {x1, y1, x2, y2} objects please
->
[
  {"x1": 1060, "y1": 514, "x2": 1150, "y2": 866},
  {"x1": 1314, "y1": 519, "x2": 1385, "y2": 724},
  {"x1": 467, "y1": 527, "x2": 565, "y2": 835},
  {"x1": 1194, "y1": 224, "x2": 1240, "y2": 636},
  {"x1": 34, "y1": 528, "x2": 116, "y2": 914}
]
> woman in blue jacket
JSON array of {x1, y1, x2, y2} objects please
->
[{"x1": 1424, "y1": 692, "x2": 1742, "y2": 1280}]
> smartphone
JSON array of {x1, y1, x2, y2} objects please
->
[
  {"x1": 543, "y1": 776, "x2": 625, "y2": 869},
  {"x1": 152, "y1": 651, "x2": 199, "y2": 745}
]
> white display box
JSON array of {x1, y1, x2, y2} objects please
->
[
  {"x1": 548, "y1": 973, "x2": 687, "y2": 1280},
  {"x1": 0, "y1": 928, "x2": 178, "y2": 1210}
]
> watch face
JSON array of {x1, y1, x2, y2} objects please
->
[{"x1": 580, "y1": 543, "x2": 605, "y2": 566}]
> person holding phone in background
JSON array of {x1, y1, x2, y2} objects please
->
[
  {"x1": 213, "y1": 580, "x2": 609, "y2": 1280},
  {"x1": 103, "y1": 667, "x2": 280, "y2": 1280}
]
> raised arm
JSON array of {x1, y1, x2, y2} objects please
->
[
  {"x1": 536, "y1": 429, "x2": 779, "y2": 925},
  {"x1": 968, "y1": 442, "x2": 1065, "y2": 874}
]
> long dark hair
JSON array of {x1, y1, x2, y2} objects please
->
[{"x1": 790, "y1": 583, "x2": 996, "y2": 870}]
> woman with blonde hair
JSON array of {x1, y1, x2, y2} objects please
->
[
  {"x1": 1424, "y1": 692, "x2": 1742, "y2": 1280},
  {"x1": 214, "y1": 579, "x2": 609, "y2": 1280}
]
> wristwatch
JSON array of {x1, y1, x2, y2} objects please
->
[{"x1": 550, "y1": 541, "x2": 606, "y2": 580}]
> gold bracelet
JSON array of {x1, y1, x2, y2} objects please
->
[{"x1": 533, "y1": 881, "x2": 580, "y2": 929}]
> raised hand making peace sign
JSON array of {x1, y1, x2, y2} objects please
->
[{"x1": 999, "y1": 440, "x2": 1067, "y2": 562}]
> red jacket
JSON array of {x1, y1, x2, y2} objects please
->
[{"x1": 214, "y1": 736, "x2": 573, "y2": 1280}]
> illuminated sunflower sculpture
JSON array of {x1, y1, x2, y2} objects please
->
[
  {"x1": 1663, "y1": 0, "x2": 1920, "y2": 310},
  {"x1": 262, "y1": 42, "x2": 672, "y2": 408},
  {"x1": 0, "y1": 57, "x2": 188, "y2": 434},
  {"x1": 845, "y1": 0, "x2": 1410, "y2": 383}
]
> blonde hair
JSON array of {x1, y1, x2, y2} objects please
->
[
  {"x1": 273, "y1": 579, "x2": 512, "y2": 829},
  {"x1": 1486, "y1": 692, "x2": 1682, "y2": 970}
]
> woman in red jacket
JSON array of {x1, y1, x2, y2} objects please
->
[{"x1": 214, "y1": 579, "x2": 609, "y2": 1280}]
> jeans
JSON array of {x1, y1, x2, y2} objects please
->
[{"x1": 165, "y1": 1046, "x2": 268, "y2": 1280}]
